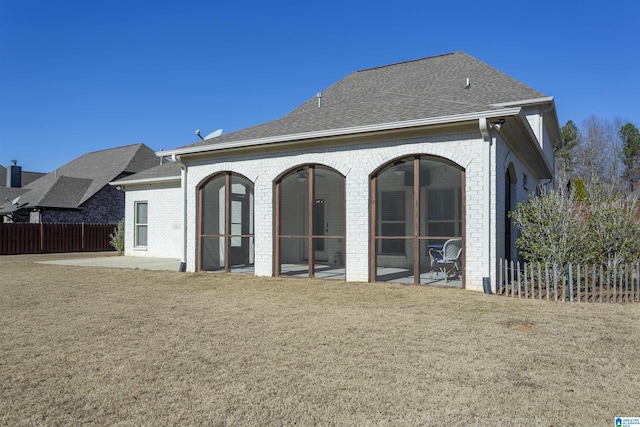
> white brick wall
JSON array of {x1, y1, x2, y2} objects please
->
[
  {"x1": 123, "y1": 182, "x2": 183, "y2": 259},
  {"x1": 495, "y1": 135, "x2": 540, "y2": 271},
  {"x1": 124, "y1": 124, "x2": 552, "y2": 292},
  {"x1": 182, "y1": 129, "x2": 492, "y2": 290}
]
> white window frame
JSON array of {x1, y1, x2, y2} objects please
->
[{"x1": 134, "y1": 201, "x2": 148, "y2": 249}]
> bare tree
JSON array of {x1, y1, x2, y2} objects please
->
[
  {"x1": 574, "y1": 116, "x2": 607, "y2": 188},
  {"x1": 572, "y1": 116, "x2": 628, "y2": 194}
]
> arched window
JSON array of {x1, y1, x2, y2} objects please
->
[
  {"x1": 370, "y1": 156, "x2": 465, "y2": 286},
  {"x1": 275, "y1": 165, "x2": 345, "y2": 279},
  {"x1": 198, "y1": 172, "x2": 254, "y2": 272}
]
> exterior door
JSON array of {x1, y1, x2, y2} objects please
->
[{"x1": 313, "y1": 198, "x2": 326, "y2": 261}]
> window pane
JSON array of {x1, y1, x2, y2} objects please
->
[
  {"x1": 136, "y1": 203, "x2": 147, "y2": 223},
  {"x1": 136, "y1": 225, "x2": 147, "y2": 247}
]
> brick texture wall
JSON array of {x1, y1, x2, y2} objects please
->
[
  {"x1": 40, "y1": 185, "x2": 124, "y2": 224},
  {"x1": 184, "y1": 130, "x2": 488, "y2": 290},
  {"x1": 123, "y1": 182, "x2": 183, "y2": 259},
  {"x1": 129, "y1": 124, "x2": 551, "y2": 292}
]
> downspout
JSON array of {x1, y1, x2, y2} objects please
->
[
  {"x1": 172, "y1": 154, "x2": 188, "y2": 272},
  {"x1": 479, "y1": 118, "x2": 493, "y2": 293}
]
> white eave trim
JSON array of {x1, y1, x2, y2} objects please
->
[
  {"x1": 157, "y1": 108, "x2": 522, "y2": 158},
  {"x1": 491, "y1": 96, "x2": 554, "y2": 108},
  {"x1": 109, "y1": 176, "x2": 181, "y2": 187}
]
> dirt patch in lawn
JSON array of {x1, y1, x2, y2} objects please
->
[{"x1": 1, "y1": 253, "x2": 639, "y2": 426}]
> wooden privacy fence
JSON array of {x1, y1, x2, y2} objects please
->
[
  {"x1": 497, "y1": 259, "x2": 640, "y2": 303},
  {"x1": 0, "y1": 223, "x2": 115, "y2": 255}
]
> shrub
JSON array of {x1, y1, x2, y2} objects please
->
[
  {"x1": 109, "y1": 220, "x2": 125, "y2": 255},
  {"x1": 510, "y1": 186, "x2": 580, "y2": 265},
  {"x1": 510, "y1": 183, "x2": 640, "y2": 266}
]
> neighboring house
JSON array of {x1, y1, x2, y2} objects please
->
[
  {"x1": 0, "y1": 161, "x2": 46, "y2": 188},
  {"x1": 112, "y1": 52, "x2": 562, "y2": 292},
  {"x1": 1, "y1": 162, "x2": 46, "y2": 220},
  {"x1": 0, "y1": 143, "x2": 160, "y2": 223}
]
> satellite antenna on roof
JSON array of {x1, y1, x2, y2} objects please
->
[
  {"x1": 4, "y1": 196, "x2": 20, "y2": 206},
  {"x1": 195, "y1": 128, "x2": 223, "y2": 141}
]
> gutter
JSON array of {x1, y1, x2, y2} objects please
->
[
  {"x1": 172, "y1": 154, "x2": 188, "y2": 273},
  {"x1": 478, "y1": 117, "x2": 496, "y2": 294},
  {"x1": 490, "y1": 96, "x2": 554, "y2": 108},
  {"x1": 109, "y1": 176, "x2": 181, "y2": 188},
  {"x1": 157, "y1": 108, "x2": 522, "y2": 158}
]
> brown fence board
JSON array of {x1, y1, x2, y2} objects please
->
[{"x1": 0, "y1": 223, "x2": 115, "y2": 255}]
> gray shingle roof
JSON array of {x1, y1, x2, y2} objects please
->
[
  {"x1": 113, "y1": 161, "x2": 181, "y2": 183},
  {"x1": 37, "y1": 176, "x2": 93, "y2": 208},
  {"x1": 0, "y1": 165, "x2": 45, "y2": 187},
  {"x1": 178, "y1": 51, "x2": 546, "y2": 150},
  {"x1": 0, "y1": 143, "x2": 160, "y2": 214}
]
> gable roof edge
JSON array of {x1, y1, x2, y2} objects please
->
[
  {"x1": 159, "y1": 107, "x2": 523, "y2": 158},
  {"x1": 109, "y1": 175, "x2": 181, "y2": 187}
]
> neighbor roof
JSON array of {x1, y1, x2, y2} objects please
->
[
  {"x1": 175, "y1": 51, "x2": 546, "y2": 152},
  {"x1": 0, "y1": 165, "x2": 46, "y2": 187},
  {"x1": 0, "y1": 143, "x2": 160, "y2": 214}
]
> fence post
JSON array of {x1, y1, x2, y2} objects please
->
[
  {"x1": 576, "y1": 264, "x2": 581, "y2": 303},
  {"x1": 599, "y1": 265, "x2": 603, "y2": 304},
  {"x1": 545, "y1": 263, "x2": 550, "y2": 301},
  {"x1": 631, "y1": 262, "x2": 640, "y2": 301},
  {"x1": 613, "y1": 264, "x2": 617, "y2": 303},
  {"x1": 496, "y1": 258, "x2": 502, "y2": 295},
  {"x1": 510, "y1": 260, "x2": 515, "y2": 297},
  {"x1": 517, "y1": 261, "x2": 521, "y2": 298},
  {"x1": 625, "y1": 264, "x2": 629, "y2": 303},
  {"x1": 531, "y1": 262, "x2": 536, "y2": 300},
  {"x1": 553, "y1": 264, "x2": 558, "y2": 302},
  {"x1": 537, "y1": 263, "x2": 542, "y2": 300},
  {"x1": 607, "y1": 265, "x2": 612, "y2": 303},
  {"x1": 567, "y1": 263, "x2": 573, "y2": 302}
]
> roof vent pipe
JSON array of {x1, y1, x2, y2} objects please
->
[{"x1": 316, "y1": 92, "x2": 322, "y2": 108}]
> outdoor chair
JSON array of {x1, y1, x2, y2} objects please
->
[{"x1": 429, "y1": 238, "x2": 462, "y2": 282}]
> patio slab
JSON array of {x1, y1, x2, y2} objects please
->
[{"x1": 38, "y1": 256, "x2": 182, "y2": 271}]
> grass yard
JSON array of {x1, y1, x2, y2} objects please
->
[{"x1": 1, "y1": 253, "x2": 639, "y2": 426}]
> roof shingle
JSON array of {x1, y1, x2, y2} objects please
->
[
  {"x1": 178, "y1": 52, "x2": 545, "y2": 150},
  {"x1": 0, "y1": 143, "x2": 159, "y2": 214}
]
